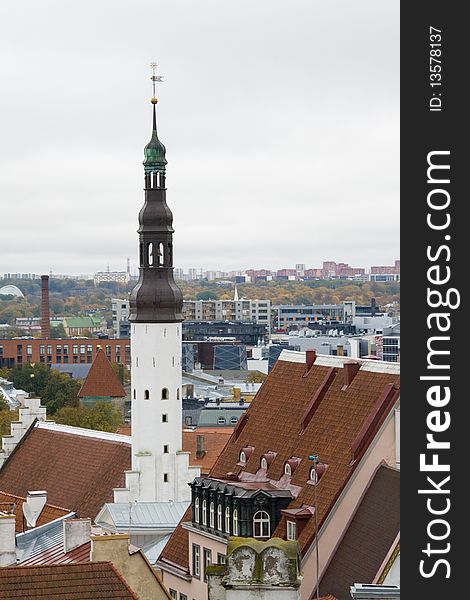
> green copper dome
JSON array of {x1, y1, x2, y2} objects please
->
[{"x1": 143, "y1": 104, "x2": 167, "y2": 174}]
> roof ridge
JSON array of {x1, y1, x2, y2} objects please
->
[{"x1": 35, "y1": 421, "x2": 132, "y2": 444}]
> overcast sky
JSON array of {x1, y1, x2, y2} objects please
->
[{"x1": 0, "y1": 0, "x2": 399, "y2": 276}]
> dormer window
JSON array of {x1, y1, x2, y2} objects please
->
[
  {"x1": 309, "y1": 462, "x2": 327, "y2": 484},
  {"x1": 195, "y1": 497, "x2": 200, "y2": 523},
  {"x1": 260, "y1": 451, "x2": 276, "y2": 471},
  {"x1": 287, "y1": 520, "x2": 297, "y2": 541},
  {"x1": 253, "y1": 510, "x2": 270, "y2": 538},
  {"x1": 284, "y1": 457, "x2": 301, "y2": 476},
  {"x1": 233, "y1": 509, "x2": 239, "y2": 536},
  {"x1": 209, "y1": 502, "x2": 215, "y2": 528},
  {"x1": 238, "y1": 446, "x2": 255, "y2": 466},
  {"x1": 202, "y1": 499, "x2": 207, "y2": 526}
]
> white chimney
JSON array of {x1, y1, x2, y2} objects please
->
[
  {"x1": 0, "y1": 514, "x2": 16, "y2": 566},
  {"x1": 63, "y1": 518, "x2": 92, "y2": 554},
  {"x1": 22, "y1": 491, "x2": 47, "y2": 528}
]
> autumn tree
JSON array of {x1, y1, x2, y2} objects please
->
[{"x1": 54, "y1": 401, "x2": 123, "y2": 432}]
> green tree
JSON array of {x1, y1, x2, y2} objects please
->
[
  {"x1": 54, "y1": 401, "x2": 123, "y2": 432},
  {"x1": 41, "y1": 372, "x2": 81, "y2": 413},
  {"x1": 9, "y1": 364, "x2": 81, "y2": 414},
  {"x1": 0, "y1": 408, "x2": 18, "y2": 436},
  {"x1": 50, "y1": 323, "x2": 68, "y2": 338}
]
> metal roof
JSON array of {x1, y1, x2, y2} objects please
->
[
  {"x1": 16, "y1": 512, "x2": 76, "y2": 563},
  {"x1": 96, "y1": 501, "x2": 189, "y2": 532},
  {"x1": 141, "y1": 534, "x2": 172, "y2": 565}
]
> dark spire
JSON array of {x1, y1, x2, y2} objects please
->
[{"x1": 129, "y1": 67, "x2": 183, "y2": 323}]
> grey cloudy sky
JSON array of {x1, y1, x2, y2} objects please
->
[{"x1": 0, "y1": 0, "x2": 399, "y2": 276}]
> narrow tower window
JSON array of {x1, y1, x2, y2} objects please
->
[
  {"x1": 144, "y1": 389, "x2": 150, "y2": 400},
  {"x1": 177, "y1": 389, "x2": 180, "y2": 400},
  {"x1": 162, "y1": 388, "x2": 169, "y2": 400},
  {"x1": 133, "y1": 389, "x2": 136, "y2": 400},
  {"x1": 147, "y1": 242, "x2": 154, "y2": 266},
  {"x1": 158, "y1": 242, "x2": 164, "y2": 266}
]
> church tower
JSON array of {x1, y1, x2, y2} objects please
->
[{"x1": 115, "y1": 65, "x2": 198, "y2": 504}]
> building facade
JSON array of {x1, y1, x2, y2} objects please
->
[
  {"x1": 0, "y1": 338, "x2": 130, "y2": 369},
  {"x1": 112, "y1": 298, "x2": 131, "y2": 338}
]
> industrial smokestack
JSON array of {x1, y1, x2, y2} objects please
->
[{"x1": 41, "y1": 275, "x2": 51, "y2": 338}]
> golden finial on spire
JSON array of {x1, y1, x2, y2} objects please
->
[{"x1": 150, "y1": 62, "x2": 163, "y2": 104}]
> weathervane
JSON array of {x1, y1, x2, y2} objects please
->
[{"x1": 150, "y1": 62, "x2": 163, "y2": 104}]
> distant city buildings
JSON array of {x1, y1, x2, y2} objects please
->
[
  {"x1": 170, "y1": 259, "x2": 399, "y2": 282},
  {"x1": 2, "y1": 259, "x2": 400, "y2": 284}
]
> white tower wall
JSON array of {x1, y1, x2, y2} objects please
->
[{"x1": 129, "y1": 321, "x2": 197, "y2": 502}]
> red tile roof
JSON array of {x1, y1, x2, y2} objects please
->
[
  {"x1": 19, "y1": 541, "x2": 91, "y2": 566},
  {"x1": 182, "y1": 428, "x2": 233, "y2": 475},
  {"x1": 159, "y1": 355, "x2": 399, "y2": 572},
  {"x1": 0, "y1": 562, "x2": 138, "y2": 598},
  {"x1": 0, "y1": 424, "x2": 131, "y2": 518},
  {"x1": 0, "y1": 491, "x2": 70, "y2": 533},
  {"x1": 78, "y1": 349, "x2": 126, "y2": 398}
]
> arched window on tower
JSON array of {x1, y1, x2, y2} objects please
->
[
  {"x1": 158, "y1": 243, "x2": 164, "y2": 267},
  {"x1": 161, "y1": 388, "x2": 169, "y2": 400},
  {"x1": 144, "y1": 390, "x2": 150, "y2": 400},
  {"x1": 147, "y1": 243, "x2": 154, "y2": 266}
]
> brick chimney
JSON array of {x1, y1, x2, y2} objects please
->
[
  {"x1": 343, "y1": 361, "x2": 361, "y2": 389},
  {"x1": 305, "y1": 349, "x2": 317, "y2": 372},
  {"x1": 41, "y1": 275, "x2": 51, "y2": 338}
]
